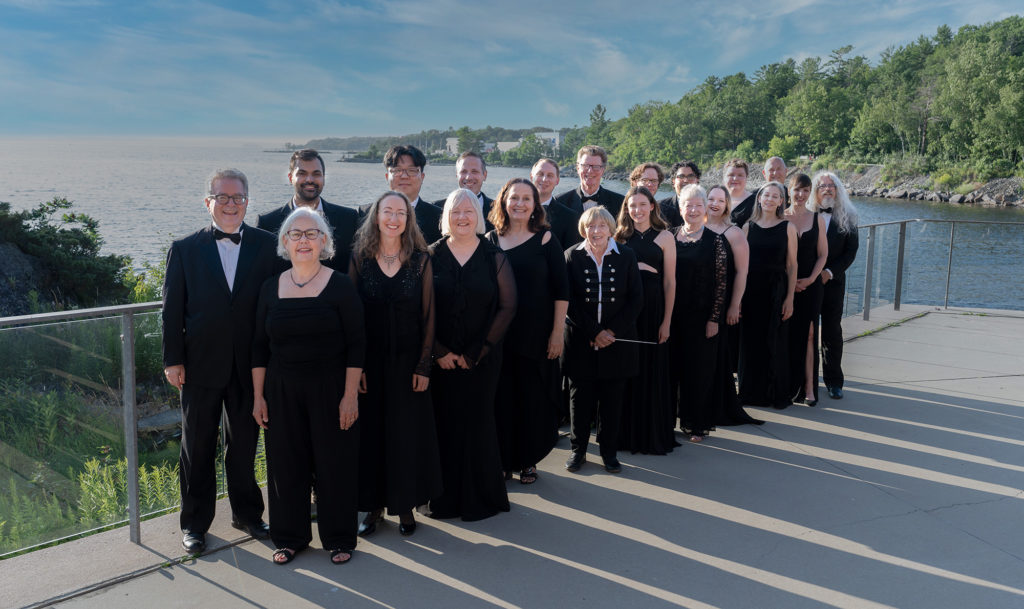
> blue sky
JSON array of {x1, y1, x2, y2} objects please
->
[{"x1": 0, "y1": 0, "x2": 1020, "y2": 139}]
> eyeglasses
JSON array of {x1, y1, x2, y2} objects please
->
[
  {"x1": 379, "y1": 210, "x2": 408, "y2": 219},
  {"x1": 388, "y1": 167, "x2": 422, "y2": 177},
  {"x1": 818, "y1": 183, "x2": 836, "y2": 190},
  {"x1": 208, "y1": 194, "x2": 248, "y2": 205},
  {"x1": 637, "y1": 178, "x2": 660, "y2": 186},
  {"x1": 674, "y1": 173, "x2": 698, "y2": 181},
  {"x1": 578, "y1": 163, "x2": 605, "y2": 173},
  {"x1": 285, "y1": 229, "x2": 323, "y2": 241}
]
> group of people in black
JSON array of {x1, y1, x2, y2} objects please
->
[{"x1": 161, "y1": 143, "x2": 859, "y2": 566}]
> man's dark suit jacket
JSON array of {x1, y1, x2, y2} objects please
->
[
  {"x1": 358, "y1": 198, "x2": 443, "y2": 245},
  {"x1": 657, "y1": 194, "x2": 684, "y2": 228},
  {"x1": 544, "y1": 201, "x2": 582, "y2": 248},
  {"x1": 554, "y1": 185, "x2": 625, "y2": 223},
  {"x1": 256, "y1": 199, "x2": 358, "y2": 272},
  {"x1": 824, "y1": 217, "x2": 859, "y2": 282},
  {"x1": 162, "y1": 223, "x2": 279, "y2": 389}
]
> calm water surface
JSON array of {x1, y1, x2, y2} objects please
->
[{"x1": 2, "y1": 137, "x2": 1021, "y2": 309}]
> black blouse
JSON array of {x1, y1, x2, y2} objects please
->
[{"x1": 430, "y1": 238, "x2": 517, "y2": 367}]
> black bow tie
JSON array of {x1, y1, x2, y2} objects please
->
[
  {"x1": 214, "y1": 229, "x2": 241, "y2": 244},
  {"x1": 819, "y1": 207, "x2": 834, "y2": 214},
  {"x1": 581, "y1": 193, "x2": 598, "y2": 203}
]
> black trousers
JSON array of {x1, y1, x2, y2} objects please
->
[
  {"x1": 178, "y1": 367, "x2": 264, "y2": 535},
  {"x1": 569, "y1": 379, "x2": 625, "y2": 460},
  {"x1": 265, "y1": 368, "x2": 358, "y2": 551},
  {"x1": 820, "y1": 276, "x2": 846, "y2": 389}
]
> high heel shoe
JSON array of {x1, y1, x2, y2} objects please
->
[
  {"x1": 358, "y1": 510, "x2": 383, "y2": 537},
  {"x1": 398, "y1": 513, "x2": 416, "y2": 536}
]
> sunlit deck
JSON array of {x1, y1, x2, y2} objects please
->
[{"x1": 3, "y1": 305, "x2": 1023, "y2": 609}]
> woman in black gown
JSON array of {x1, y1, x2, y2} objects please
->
[
  {"x1": 428, "y1": 188, "x2": 516, "y2": 521},
  {"x1": 252, "y1": 207, "x2": 365, "y2": 565},
  {"x1": 613, "y1": 186, "x2": 677, "y2": 454},
  {"x1": 785, "y1": 174, "x2": 828, "y2": 405},
  {"x1": 671, "y1": 185, "x2": 728, "y2": 442},
  {"x1": 351, "y1": 191, "x2": 442, "y2": 538},
  {"x1": 705, "y1": 185, "x2": 763, "y2": 427},
  {"x1": 485, "y1": 178, "x2": 568, "y2": 484},
  {"x1": 738, "y1": 182, "x2": 798, "y2": 409}
]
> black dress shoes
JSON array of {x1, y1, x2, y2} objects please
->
[
  {"x1": 231, "y1": 519, "x2": 270, "y2": 540},
  {"x1": 603, "y1": 457, "x2": 622, "y2": 474},
  {"x1": 827, "y1": 386, "x2": 844, "y2": 399},
  {"x1": 398, "y1": 514, "x2": 417, "y2": 536},
  {"x1": 182, "y1": 532, "x2": 206, "y2": 554},
  {"x1": 565, "y1": 452, "x2": 586, "y2": 472},
  {"x1": 358, "y1": 511, "x2": 383, "y2": 537}
]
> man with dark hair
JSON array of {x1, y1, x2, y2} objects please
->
[
  {"x1": 658, "y1": 161, "x2": 701, "y2": 227},
  {"x1": 257, "y1": 149, "x2": 359, "y2": 270},
  {"x1": 553, "y1": 145, "x2": 624, "y2": 220},
  {"x1": 366, "y1": 145, "x2": 442, "y2": 243},
  {"x1": 162, "y1": 168, "x2": 278, "y2": 554},
  {"x1": 531, "y1": 157, "x2": 581, "y2": 247}
]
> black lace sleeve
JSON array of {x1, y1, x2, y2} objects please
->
[
  {"x1": 710, "y1": 234, "x2": 728, "y2": 324},
  {"x1": 415, "y1": 254, "x2": 436, "y2": 377},
  {"x1": 465, "y1": 250, "x2": 518, "y2": 366}
]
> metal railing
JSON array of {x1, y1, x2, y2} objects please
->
[
  {"x1": 856, "y1": 219, "x2": 1024, "y2": 320},
  {"x1": 0, "y1": 218, "x2": 1021, "y2": 554}
]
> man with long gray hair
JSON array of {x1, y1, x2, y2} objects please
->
[{"x1": 808, "y1": 172, "x2": 859, "y2": 400}]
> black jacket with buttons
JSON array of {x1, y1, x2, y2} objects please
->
[{"x1": 562, "y1": 242, "x2": 643, "y2": 381}]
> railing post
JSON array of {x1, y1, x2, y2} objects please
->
[
  {"x1": 944, "y1": 222, "x2": 956, "y2": 309},
  {"x1": 862, "y1": 225, "x2": 876, "y2": 321},
  {"x1": 894, "y1": 222, "x2": 906, "y2": 311},
  {"x1": 121, "y1": 313, "x2": 140, "y2": 544}
]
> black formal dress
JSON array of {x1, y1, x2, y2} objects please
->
[
  {"x1": 788, "y1": 214, "x2": 825, "y2": 403},
  {"x1": 657, "y1": 194, "x2": 683, "y2": 228},
  {"x1": 162, "y1": 223, "x2": 278, "y2": 536},
  {"x1": 729, "y1": 192, "x2": 758, "y2": 228},
  {"x1": 671, "y1": 228, "x2": 728, "y2": 437},
  {"x1": 252, "y1": 272, "x2": 366, "y2": 553},
  {"x1": 555, "y1": 185, "x2": 625, "y2": 221},
  {"x1": 821, "y1": 215, "x2": 860, "y2": 391},
  {"x1": 485, "y1": 230, "x2": 569, "y2": 473},
  {"x1": 544, "y1": 200, "x2": 583, "y2": 248},
  {"x1": 256, "y1": 199, "x2": 359, "y2": 272},
  {"x1": 738, "y1": 222, "x2": 792, "y2": 408},
  {"x1": 618, "y1": 229, "x2": 676, "y2": 454},
  {"x1": 707, "y1": 227, "x2": 763, "y2": 427},
  {"x1": 563, "y1": 242, "x2": 643, "y2": 461},
  {"x1": 428, "y1": 238, "x2": 515, "y2": 521},
  {"x1": 351, "y1": 251, "x2": 443, "y2": 515}
]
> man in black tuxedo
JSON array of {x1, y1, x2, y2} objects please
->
[
  {"x1": 162, "y1": 169, "x2": 278, "y2": 554},
  {"x1": 553, "y1": 145, "x2": 625, "y2": 220},
  {"x1": 360, "y1": 145, "x2": 442, "y2": 243},
  {"x1": 658, "y1": 161, "x2": 701, "y2": 228},
  {"x1": 531, "y1": 157, "x2": 581, "y2": 247},
  {"x1": 257, "y1": 149, "x2": 358, "y2": 271},
  {"x1": 435, "y1": 151, "x2": 494, "y2": 225},
  {"x1": 732, "y1": 156, "x2": 788, "y2": 228},
  {"x1": 809, "y1": 171, "x2": 860, "y2": 400}
]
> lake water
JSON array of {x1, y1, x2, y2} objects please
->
[{"x1": 2, "y1": 137, "x2": 1022, "y2": 309}]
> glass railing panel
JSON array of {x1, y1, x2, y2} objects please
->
[
  {"x1": 945, "y1": 222, "x2": 1024, "y2": 310},
  {"x1": 0, "y1": 316, "x2": 127, "y2": 554}
]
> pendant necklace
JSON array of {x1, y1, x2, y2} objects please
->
[
  {"x1": 380, "y1": 250, "x2": 400, "y2": 268},
  {"x1": 290, "y1": 265, "x2": 322, "y2": 288}
]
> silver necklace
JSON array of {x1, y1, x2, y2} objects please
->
[
  {"x1": 380, "y1": 251, "x2": 400, "y2": 268},
  {"x1": 290, "y1": 265, "x2": 322, "y2": 288},
  {"x1": 681, "y1": 225, "x2": 704, "y2": 241}
]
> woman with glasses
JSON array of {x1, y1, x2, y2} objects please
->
[
  {"x1": 350, "y1": 191, "x2": 443, "y2": 538},
  {"x1": 785, "y1": 174, "x2": 828, "y2": 406},
  {"x1": 614, "y1": 186, "x2": 677, "y2": 454},
  {"x1": 252, "y1": 207, "x2": 366, "y2": 565},
  {"x1": 428, "y1": 188, "x2": 515, "y2": 521},
  {"x1": 738, "y1": 182, "x2": 798, "y2": 409},
  {"x1": 485, "y1": 179, "x2": 569, "y2": 484}
]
